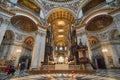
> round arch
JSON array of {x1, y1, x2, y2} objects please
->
[
  {"x1": 10, "y1": 8, "x2": 42, "y2": 25},
  {"x1": 46, "y1": 7, "x2": 76, "y2": 21},
  {"x1": 85, "y1": 14, "x2": 113, "y2": 32},
  {"x1": 80, "y1": 8, "x2": 114, "y2": 25},
  {"x1": 3, "y1": 30, "x2": 14, "y2": 40},
  {"x1": 11, "y1": 15, "x2": 38, "y2": 32}
]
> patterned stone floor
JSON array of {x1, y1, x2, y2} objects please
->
[{"x1": 1, "y1": 69, "x2": 120, "y2": 80}]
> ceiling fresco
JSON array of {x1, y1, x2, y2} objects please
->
[
  {"x1": 18, "y1": 0, "x2": 40, "y2": 13},
  {"x1": 47, "y1": 9, "x2": 75, "y2": 48},
  {"x1": 11, "y1": 15, "x2": 38, "y2": 32},
  {"x1": 85, "y1": 15, "x2": 113, "y2": 32}
]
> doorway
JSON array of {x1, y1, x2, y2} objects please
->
[{"x1": 95, "y1": 57, "x2": 106, "y2": 69}]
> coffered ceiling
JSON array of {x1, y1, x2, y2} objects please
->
[
  {"x1": 47, "y1": 9, "x2": 75, "y2": 24},
  {"x1": 47, "y1": 8, "x2": 75, "y2": 48}
]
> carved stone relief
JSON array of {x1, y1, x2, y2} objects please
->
[
  {"x1": 15, "y1": 32, "x2": 23, "y2": 41},
  {"x1": 97, "y1": 31, "x2": 110, "y2": 41}
]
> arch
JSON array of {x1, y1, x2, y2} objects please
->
[
  {"x1": 55, "y1": 39, "x2": 69, "y2": 46},
  {"x1": 10, "y1": 8, "x2": 42, "y2": 25},
  {"x1": 3, "y1": 30, "x2": 14, "y2": 41},
  {"x1": 85, "y1": 14, "x2": 113, "y2": 32},
  {"x1": 46, "y1": 7, "x2": 76, "y2": 22},
  {"x1": 11, "y1": 15, "x2": 38, "y2": 32},
  {"x1": 79, "y1": 8, "x2": 114, "y2": 26},
  {"x1": 0, "y1": 30, "x2": 14, "y2": 61}
]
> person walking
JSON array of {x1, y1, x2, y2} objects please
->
[
  {"x1": 7, "y1": 65, "x2": 16, "y2": 76},
  {"x1": 19, "y1": 61, "x2": 25, "y2": 77},
  {"x1": 5, "y1": 65, "x2": 10, "y2": 74}
]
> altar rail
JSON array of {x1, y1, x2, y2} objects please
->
[
  {"x1": 42, "y1": 65, "x2": 88, "y2": 70},
  {"x1": 28, "y1": 70, "x2": 95, "y2": 74}
]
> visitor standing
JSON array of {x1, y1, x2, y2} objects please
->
[
  {"x1": 5, "y1": 65, "x2": 10, "y2": 74},
  {"x1": 7, "y1": 65, "x2": 16, "y2": 76},
  {"x1": 19, "y1": 61, "x2": 25, "y2": 77}
]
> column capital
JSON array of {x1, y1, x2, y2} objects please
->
[{"x1": 36, "y1": 28, "x2": 46, "y2": 36}]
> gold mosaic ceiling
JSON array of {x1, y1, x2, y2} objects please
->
[
  {"x1": 47, "y1": 9, "x2": 75, "y2": 24},
  {"x1": 47, "y1": 9, "x2": 75, "y2": 47}
]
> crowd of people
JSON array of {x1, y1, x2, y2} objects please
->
[{"x1": 4, "y1": 61, "x2": 26, "y2": 78}]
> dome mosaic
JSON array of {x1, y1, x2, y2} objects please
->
[
  {"x1": 85, "y1": 15, "x2": 113, "y2": 32},
  {"x1": 11, "y1": 15, "x2": 38, "y2": 32}
]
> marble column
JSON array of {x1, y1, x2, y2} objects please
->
[
  {"x1": 1, "y1": 45, "x2": 9, "y2": 60},
  {"x1": 30, "y1": 32, "x2": 41, "y2": 69},
  {"x1": 0, "y1": 20, "x2": 9, "y2": 45},
  {"x1": 30, "y1": 28, "x2": 46, "y2": 70},
  {"x1": 111, "y1": 45, "x2": 120, "y2": 67},
  {"x1": 39, "y1": 29, "x2": 46, "y2": 65},
  {"x1": 7, "y1": 45, "x2": 22, "y2": 67}
]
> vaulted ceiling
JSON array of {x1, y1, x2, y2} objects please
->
[{"x1": 47, "y1": 8, "x2": 75, "y2": 48}]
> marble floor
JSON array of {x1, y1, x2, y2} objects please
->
[{"x1": 1, "y1": 70, "x2": 120, "y2": 80}]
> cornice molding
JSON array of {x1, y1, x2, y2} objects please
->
[
  {"x1": 0, "y1": 6, "x2": 15, "y2": 16},
  {"x1": 108, "y1": 7, "x2": 120, "y2": 15}
]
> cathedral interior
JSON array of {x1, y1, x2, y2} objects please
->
[{"x1": 0, "y1": 0, "x2": 120, "y2": 79}]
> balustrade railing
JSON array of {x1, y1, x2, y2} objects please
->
[
  {"x1": 42, "y1": 65, "x2": 55, "y2": 70},
  {"x1": 42, "y1": 65, "x2": 84, "y2": 70}
]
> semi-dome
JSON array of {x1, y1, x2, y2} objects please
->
[{"x1": 11, "y1": 15, "x2": 38, "y2": 32}]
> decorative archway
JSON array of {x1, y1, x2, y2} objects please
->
[
  {"x1": 11, "y1": 15, "x2": 38, "y2": 32},
  {"x1": 19, "y1": 36, "x2": 34, "y2": 69},
  {"x1": 0, "y1": 30, "x2": 14, "y2": 63}
]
